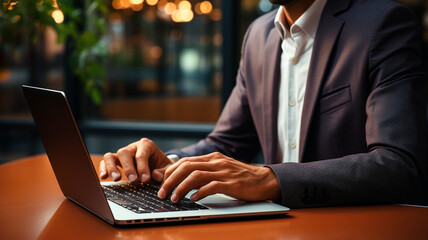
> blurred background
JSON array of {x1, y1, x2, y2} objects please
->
[{"x1": 1, "y1": 0, "x2": 427, "y2": 164}]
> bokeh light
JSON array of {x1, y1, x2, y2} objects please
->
[
  {"x1": 110, "y1": 0, "x2": 214, "y2": 23},
  {"x1": 150, "y1": 46, "x2": 163, "y2": 59},
  {"x1": 210, "y1": 9, "x2": 222, "y2": 21},
  {"x1": 130, "y1": 0, "x2": 143, "y2": 4},
  {"x1": 178, "y1": 1, "x2": 191, "y2": 10},
  {"x1": 146, "y1": 0, "x2": 158, "y2": 6},
  {"x1": 52, "y1": 9, "x2": 64, "y2": 24},
  {"x1": 164, "y1": 2, "x2": 176, "y2": 15},
  {"x1": 120, "y1": 0, "x2": 132, "y2": 9},
  {"x1": 200, "y1": 1, "x2": 212, "y2": 14}
]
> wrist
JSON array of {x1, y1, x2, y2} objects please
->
[{"x1": 261, "y1": 166, "x2": 281, "y2": 201}]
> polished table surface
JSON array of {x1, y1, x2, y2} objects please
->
[{"x1": 1, "y1": 154, "x2": 428, "y2": 240}]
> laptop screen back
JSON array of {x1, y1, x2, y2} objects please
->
[{"x1": 22, "y1": 85, "x2": 114, "y2": 224}]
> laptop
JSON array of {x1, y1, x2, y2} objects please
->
[{"x1": 22, "y1": 85, "x2": 289, "y2": 225}]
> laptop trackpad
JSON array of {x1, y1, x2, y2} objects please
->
[{"x1": 196, "y1": 193, "x2": 247, "y2": 208}]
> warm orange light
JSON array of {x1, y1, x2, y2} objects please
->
[
  {"x1": 52, "y1": 0, "x2": 58, "y2": 8},
  {"x1": 195, "y1": 2, "x2": 203, "y2": 15},
  {"x1": 172, "y1": 9, "x2": 193, "y2": 23},
  {"x1": 52, "y1": 9, "x2": 64, "y2": 24},
  {"x1": 150, "y1": 46, "x2": 163, "y2": 59},
  {"x1": 157, "y1": 0, "x2": 167, "y2": 11},
  {"x1": 164, "y1": 2, "x2": 176, "y2": 15},
  {"x1": 158, "y1": 0, "x2": 168, "y2": 6},
  {"x1": 178, "y1": 0, "x2": 191, "y2": 10},
  {"x1": 130, "y1": 0, "x2": 143, "y2": 4},
  {"x1": 210, "y1": 9, "x2": 222, "y2": 21},
  {"x1": 7, "y1": 1, "x2": 19, "y2": 10},
  {"x1": 0, "y1": 69, "x2": 11, "y2": 83},
  {"x1": 171, "y1": 10, "x2": 180, "y2": 22},
  {"x1": 182, "y1": 10, "x2": 194, "y2": 22},
  {"x1": 120, "y1": 0, "x2": 132, "y2": 9},
  {"x1": 200, "y1": 1, "x2": 212, "y2": 14},
  {"x1": 112, "y1": 0, "x2": 122, "y2": 9},
  {"x1": 146, "y1": 0, "x2": 158, "y2": 5}
]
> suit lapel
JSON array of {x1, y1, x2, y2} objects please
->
[
  {"x1": 299, "y1": 0, "x2": 350, "y2": 162},
  {"x1": 263, "y1": 27, "x2": 281, "y2": 164}
]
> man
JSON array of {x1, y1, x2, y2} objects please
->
[{"x1": 100, "y1": 0, "x2": 428, "y2": 208}]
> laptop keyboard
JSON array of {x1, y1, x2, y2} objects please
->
[{"x1": 102, "y1": 183, "x2": 208, "y2": 214}]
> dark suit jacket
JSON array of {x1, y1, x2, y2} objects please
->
[{"x1": 169, "y1": 0, "x2": 428, "y2": 207}]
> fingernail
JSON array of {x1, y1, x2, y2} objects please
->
[
  {"x1": 111, "y1": 171, "x2": 120, "y2": 180},
  {"x1": 171, "y1": 194, "x2": 178, "y2": 203},
  {"x1": 128, "y1": 174, "x2": 137, "y2": 182},
  {"x1": 99, "y1": 171, "x2": 106, "y2": 178},
  {"x1": 141, "y1": 173, "x2": 149, "y2": 182},
  {"x1": 158, "y1": 188, "x2": 165, "y2": 199},
  {"x1": 190, "y1": 193, "x2": 198, "y2": 201}
]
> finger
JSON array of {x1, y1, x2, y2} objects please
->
[
  {"x1": 99, "y1": 160, "x2": 107, "y2": 179},
  {"x1": 190, "y1": 181, "x2": 228, "y2": 202},
  {"x1": 103, "y1": 152, "x2": 122, "y2": 181},
  {"x1": 163, "y1": 156, "x2": 213, "y2": 183},
  {"x1": 134, "y1": 139, "x2": 154, "y2": 183},
  {"x1": 117, "y1": 146, "x2": 139, "y2": 184},
  {"x1": 152, "y1": 165, "x2": 169, "y2": 182},
  {"x1": 159, "y1": 162, "x2": 216, "y2": 200},
  {"x1": 170, "y1": 170, "x2": 218, "y2": 203}
]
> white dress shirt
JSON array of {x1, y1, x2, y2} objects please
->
[{"x1": 275, "y1": 0, "x2": 327, "y2": 163}]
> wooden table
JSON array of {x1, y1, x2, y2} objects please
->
[{"x1": 1, "y1": 154, "x2": 428, "y2": 239}]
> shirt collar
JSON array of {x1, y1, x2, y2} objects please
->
[{"x1": 274, "y1": 0, "x2": 328, "y2": 40}]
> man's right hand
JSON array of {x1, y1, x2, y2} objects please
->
[{"x1": 99, "y1": 138, "x2": 175, "y2": 184}]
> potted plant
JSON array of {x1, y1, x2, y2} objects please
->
[{"x1": 1, "y1": 0, "x2": 109, "y2": 104}]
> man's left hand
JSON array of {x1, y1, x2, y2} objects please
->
[{"x1": 157, "y1": 152, "x2": 281, "y2": 203}]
